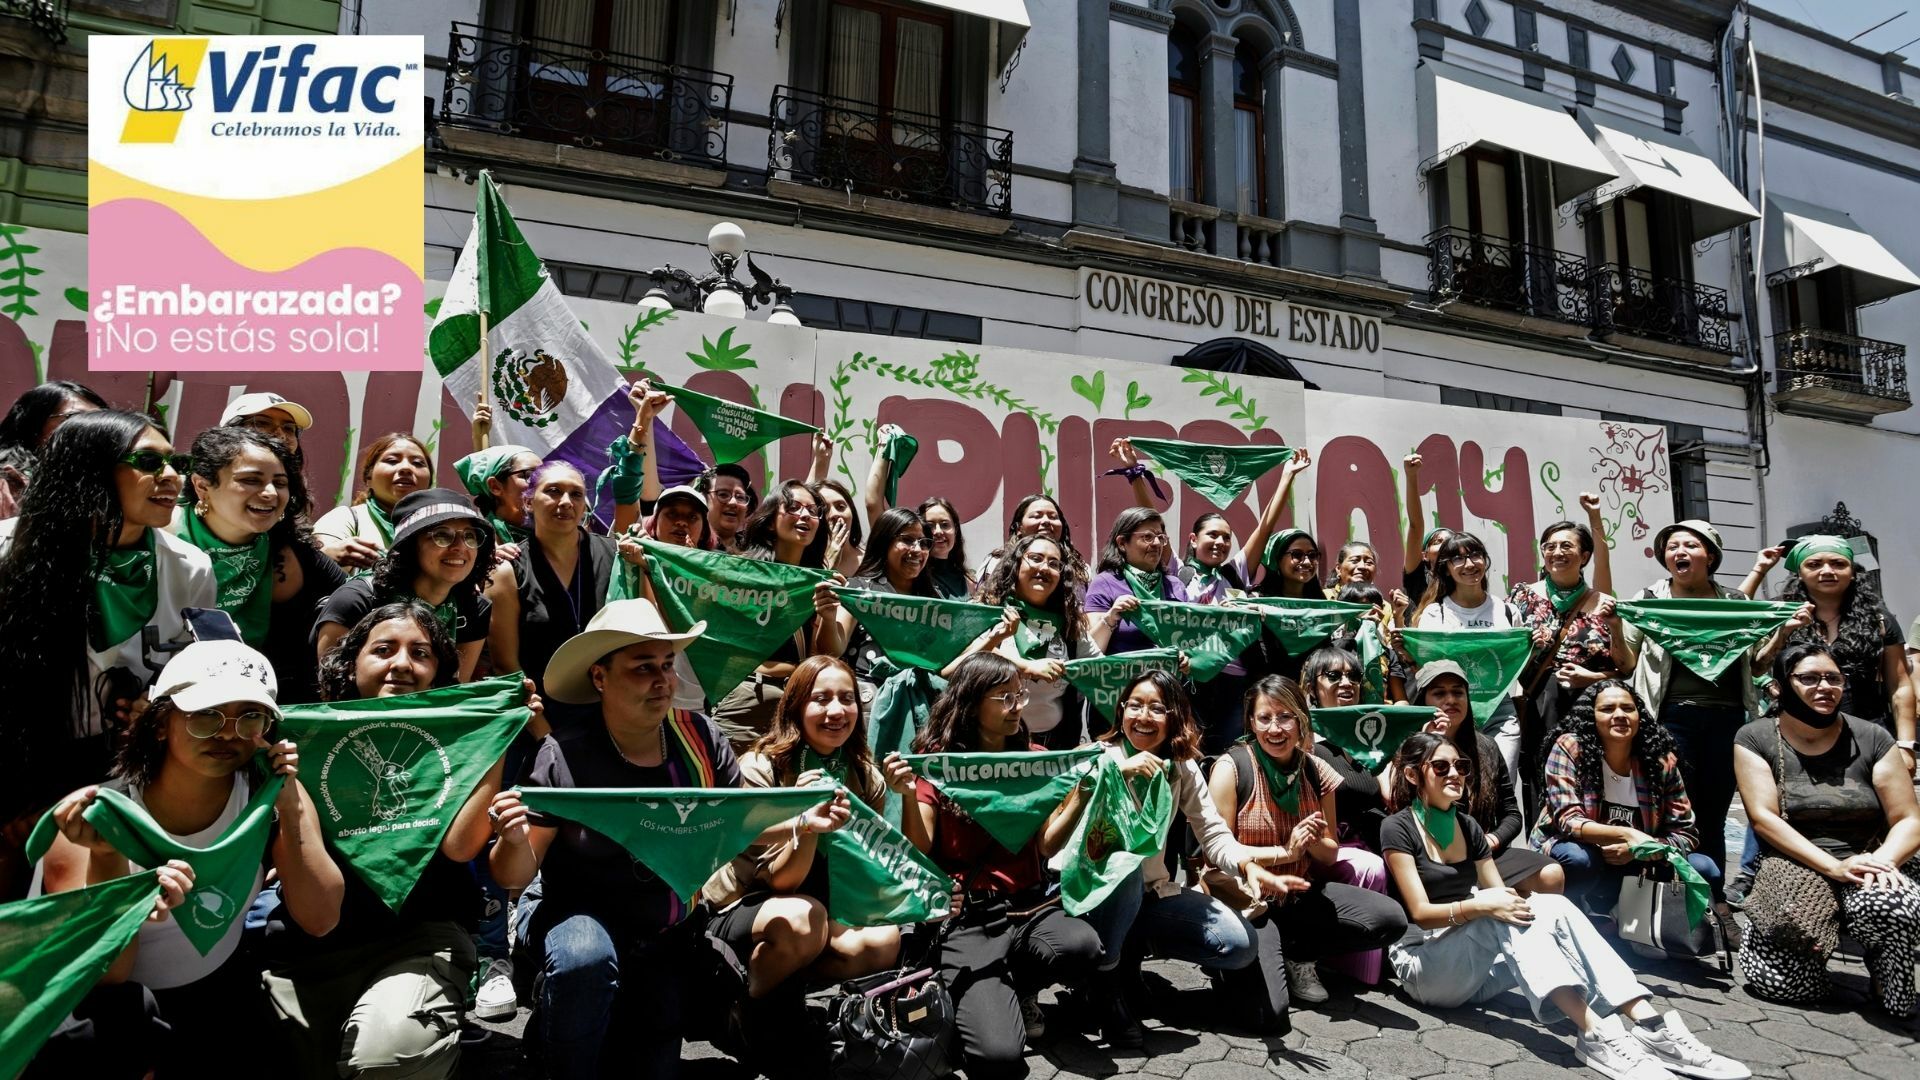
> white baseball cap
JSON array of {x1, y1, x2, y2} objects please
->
[
  {"x1": 151, "y1": 640, "x2": 282, "y2": 719},
  {"x1": 221, "y1": 392, "x2": 314, "y2": 430}
]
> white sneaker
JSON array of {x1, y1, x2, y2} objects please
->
[
  {"x1": 1576, "y1": 1014, "x2": 1675, "y2": 1080},
  {"x1": 1633, "y1": 1010, "x2": 1750, "y2": 1080},
  {"x1": 473, "y1": 957, "x2": 517, "y2": 1022},
  {"x1": 1286, "y1": 959, "x2": 1330, "y2": 1004}
]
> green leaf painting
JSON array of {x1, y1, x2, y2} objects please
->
[
  {"x1": 1180, "y1": 369, "x2": 1268, "y2": 432},
  {"x1": 0, "y1": 224, "x2": 43, "y2": 320},
  {"x1": 1123, "y1": 379, "x2": 1152, "y2": 419},
  {"x1": 617, "y1": 306, "x2": 675, "y2": 375},
  {"x1": 688, "y1": 326, "x2": 755, "y2": 371},
  {"x1": 1070, "y1": 370, "x2": 1106, "y2": 408},
  {"x1": 64, "y1": 287, "x2": 86, "y2": 312}
]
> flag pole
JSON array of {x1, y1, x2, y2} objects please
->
[{"x1": 476, "y1": 309, "x2": 491, "y2": 451}]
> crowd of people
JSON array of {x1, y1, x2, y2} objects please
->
[{"x1": 1, "y1": 376, "x2": 1917, "y2": 1080}]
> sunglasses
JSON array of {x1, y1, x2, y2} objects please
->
[
  {"x1": 1426, "y1": 758, "x2": 1469, "y2": 777},
  {"x1": 183, "y1": 707, "x2": 275, "y2": 740},
  {"x1": 121, "y1": 450, "x2": 192, "y2": 475},
  {"x1": 425, "y1": 528, "x2": 483, "y2": 550},
  {"x1": 239, "y1": 416, "x2": 303, "y2": 440}
]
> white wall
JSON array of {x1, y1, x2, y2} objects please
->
[
  {"x1": 1766, "y1": 415, "x2": 1920, "y2": 621},
  {"x1": 1110, "y1": 19, "x2": 1169, "y2": 194}
]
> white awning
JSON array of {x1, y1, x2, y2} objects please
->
[
  {"x1": 1577, "y1": 111, "x2": 1758, "y2": 241},
  {"x1": 913, "y1": 0, "x2": 1029, "y2": 75},
  {"x1": 1417, "y1": 59, "x2": 1618, "y2": 201},
  {"x1": 1766, "y1": 195, "x2": 1920, "y2": 305}
]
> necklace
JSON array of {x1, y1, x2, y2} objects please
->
[{"x1": 609, "y1": 723, "x2": 666, "y2": 768}]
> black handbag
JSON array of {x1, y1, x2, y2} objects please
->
[{"x1": 824, "y1": 961, "x2": 956, "y2": 1080}]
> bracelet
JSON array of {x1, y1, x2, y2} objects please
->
[{"x1": 1448, "y1": 901, "x2": 1461, "y2": 927}]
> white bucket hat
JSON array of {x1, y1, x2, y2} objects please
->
[{"x1": 543, "y1": 599, "x2": 706, "y2": 704}]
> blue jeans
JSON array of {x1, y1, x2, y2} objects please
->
[
  {"x1": 526, "y1": 894, "x2": 690, "y2": 1080},
  {"x1": 1548, "y1": 840, "x2": 1721, "y2": 914},
  {"x1": 1660, "y1": 702, "x2": 1745, "y2": 891},
  {"x1": 1080, "y1": 867, "x2": 1258, "y2": 972}
]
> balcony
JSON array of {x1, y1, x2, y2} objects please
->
[
  {"x1": 1592, "y1": 266, "x2": 1734, "y2": 354},
  {"x1": 767, "y1": 86, "x2": 1013, "y2": 221},
  {"x1": 1426, "y1": 227, "x2": 1595, "y2": 333},
  {"x1": 1772, "y1": 328, "x2": 1912, "y2": 420},
  {"x1": 439, "y1": 22, "x2": 731, "y2": 171}
]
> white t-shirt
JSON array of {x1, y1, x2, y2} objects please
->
[
  {"x1": 30, "y1": 773, "x2": 264, "y2": 989},
  {"x1": 1601, "y1": 762, "x2": 1638, "y2": 827},
  {"x1": 1419, "y1": 595, "x2": 1514, "y2": 630}
]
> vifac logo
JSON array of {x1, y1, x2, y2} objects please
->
[{"x1": 117, "y1": 38, "x2": 404, "y2": 144}]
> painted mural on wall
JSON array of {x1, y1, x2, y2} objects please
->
[{"x1": 0, "y1": 224, "x2": 1674, "y2": 592}]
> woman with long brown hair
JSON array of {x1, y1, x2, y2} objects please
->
[{"x1": 313, "y1": 433, "x2": 433, "y2": 571}]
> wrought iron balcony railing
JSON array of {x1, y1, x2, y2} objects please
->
[
  {"x1": 2, "y1": 0, "x2": 68, "y2": 43},
  {"x1": 1591, "y1": 265, "x2": 1734, "y2": 352},
  {"x1": 1425, "y1": 227, "x2": 1594, "y2": 326},
  {"x1": 440, "y1": 22, "x2": 731, "y2": 169},
  {"x1": 1774, "y1": 327, "x2": 1910, "y2": 405},
  {"x1": 768, "y1": 86, "x2": 1013, "y2": 217}
]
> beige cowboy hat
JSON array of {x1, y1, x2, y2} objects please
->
[{"x1": 543, "y1": 599, "x2": 706, "y2": 704}]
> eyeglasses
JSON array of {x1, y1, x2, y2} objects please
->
[
  {"x1": 1789, "y1": 672, "x2": 1848, "y2": 689},
  {"x1": 1448, "y1": 553, "x2": 1488, "y2": 567},
  {"x1": 1129, "y1": 532, "x2": 1168, "y2": 546},
  {"x1": 895, "y1": 537, "x2": 934, "y2": 550},
  {"x1": 713, "y1": 490, "x2": 753, "y2": 506},
  {"x1": 1318, "y1": 670, "x2": 1361, "y2": 684},
  {"x1": 121, "y1": 450, "x2": 191, "y2": 476},
  {"x1": 1020, "y1": 552, "x2": 1064, "y2": 572},
  {"x1": 1426, "y1": 759, "x2": 1468, "y2": 777},
  {"x1": 425, "y1": 528, "x2": 482, "y2": 550},
  {"x1": 1540, "y1": 541, "x2": 1582, "y2": 554},
  {"x1": 781, "y1": 503, "x2": 819, "y2": 519},
  {"x1": 1121, "y1": 701, "x2": 1171, "y2": 718},
  {"x1": 183, "y1": 707, "x2": 274, "y2": 740},
  {"x1": 239, "y1": 416, "x2": 302, "y2": 441},
  {"x1": 986, "y1": 689, "x2": 1030, "y2": 709},
  {"x1": 1252, "y1": 711, "x2": 1299, "y2": 728},
  {"x1": 503, "y1": 467, "x2": 538, "y2": 482}
]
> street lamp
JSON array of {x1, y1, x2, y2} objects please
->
[{"x1": 637, "y1": 221, "x2": 800, "y2": 324}]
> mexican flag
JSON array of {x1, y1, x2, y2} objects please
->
[{"x1": 428, "y1": 171, "x2": 690, "y2": 516}]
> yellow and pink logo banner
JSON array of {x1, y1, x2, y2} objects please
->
[{"x1": 87, "y1": 35, "x2": 423, "y2": 371}]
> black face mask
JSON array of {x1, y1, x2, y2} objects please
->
[{"x1": 1780, "y1": 682, "x2": 1841, "y2": 729}]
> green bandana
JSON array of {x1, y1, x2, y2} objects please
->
[
  {"x1": 491, "y1": 515, "x2": 532, "y2": 546},
  {"x1": 1249, "y1": 741, "x2": 1306, "y2": 814},
  {"x1": 1400, "y1": 627, "x2": 1535, "y2": 725},
  {"x1": 0, "y1": 871, "x2": 163, "y2": 1079},
  {"x1": 1412, "y1": 799, "x2": 1457, "y2": 849},
  {"x1": 903, "y1": 748, "x2": 1102, "y2": 851},
  {"x1": 1784, "y1": 534, "x2": 1854, "y2": 576},
  {"x1": 1260, "y1": 528, "x2": 1314, "y2": 572},
  {"x1": 928, "y1": 561, "x2": 972, "y2": 600},
  {"x1": 818, "y1": 791, "x2": 953, "y2": 926},
  {"x1": 452, "y1": 445, "x2": 534, "y2": 499},
  {"x1": 1010, "y1": 600, "x2": 1067, "y2": 661},
  {"x1": 180, "y1": 509, "x2": 273, "y2": 647},
  {"x1": 1185, "y1": 557, "x2": 1227, "y2": 597},
  {"x1": 868, "y1": 667, "x2": 947, "y2": 825},
  {"x1": 518, "y1": 785, "x2": 834, "y2": 904},
  {"x1": 1543, "y1": 575, "x2": 1589, "y2": 616},
  {"x1": 641, "y1": 538, "x2": 830, "y2": 699},
  {"x1": 90, "y1": 531, "x2": 159, "y2": 652},
  {"x1": 1063, "y1": 648, "x2": 1183, "y2": 724},
  {"x1": 1613, "y1": 598, "x2": 1803, "y2": 681},
  {"x1": 1310, "y1": 705, "x2": 1436, "y2": 768},
  {"x1": 832, "y1": 588, "x2": 1004, "y2": 672},
  {"x1": 360, "y1": 498, "x2": 396, "y2": 547},
  {"x1": 1127, "y1": 437, "x2": 1294, "y2": 509},
  {"x1": 1132, "y1": 599, "x2": 1266, "y2": 682},
  {"x1": 1120, "y1": 564, "x2": 1164, "y2": 603},
  {"x1": 661, "y1": 384, "x2": 821, "y2": 466},
  {"x1": 25, "y1": 776, "x2": 285, "y2": 956},
  {"x1": 1060, "y1": 759, "x2": 1173, "y2": 915},
  {"x1": 1628, "y1": 840, "x2": 1711, "y2": 930},
  {"x1": 1240, "y1": 596, "x2": 1370, "y2": 656},
  {"x1": 277, "y1": 675, "x2": 530, "y2": 909},
  {"x1": 1356, "y1": 620, "x2": 1391, "y2": 705},
  {"x1": 800, "y1": 745, "x2": 848, "y2": 783},
  {"x1": 880, "y1": 429, "x2": 919, "y2": 507}
]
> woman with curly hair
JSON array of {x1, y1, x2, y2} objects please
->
[
  {"x1": 954, "y1": 533, "x2": 1116, "y2": 748},
  {"x1": 175, "y1": 426, "x2": 347, "y2": 705},
  {"x1": 311, "y1": 487, "x2": 494, "y2": 683},
  {"x1": 312, "y1": 432, "x2": 432, "y2": 572},
  {"x1": 27, "y1": 639, "x2": 341, "y2": 1078},
  {"x1": 0, "y1": 410, "x2": 216, "y2": 893},
  {"x1": 705, "y1": 657, "x2": 904, "y2": 1021},
  {"x1": 1529, "y1": 680, "x2": 1718, "y2": 916}
]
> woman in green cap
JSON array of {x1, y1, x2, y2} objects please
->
[{"x1": 454, "y1": 444, "x2": 541, "y2": 558}]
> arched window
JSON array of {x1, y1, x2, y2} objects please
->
[
  {"x1": 1168, "y1": 25, "x2": 1203, "y2": 203},
  {"x1": 1232, "y1": 39, "x2": 1265, "y2": 216}
]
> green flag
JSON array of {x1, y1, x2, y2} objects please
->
[
  {"x1": 881, "y1": 429, "x2": 919, "y2": 507},
  {"x1": 0, "y1": 871, "x2": 161, "y2": 1079},
  {"x1": 1628, "y1": 840, "x2": 1711, "y2": 930},
  {"x1": 1063, "y1": 648, "x2": 1183, "y2": 724},
  {"x1": 1133, "y1": 600, "x2": 1265, "y2": 682},
  {"x1": 24, "y1": 776, "x2": 285, "y2": 957},
  {"x1": 1240, "y1": 596, "x2": 1371, "y2": 656},
  {"x1": 818, "y1": 791, "x2": 952, "y2": 926},
  {"x1": 1356, "y1": 620, "x2": 1391, "y2": 705},
  {"x1": 869, "y1": 666, "x2": 947, "y2": 826},
  {"x1": 1309, "y1": 705, "x2": 1436, "y2": 768},
  {"x1": 903, "y1": 748, "x2": 1102, "y2": 851},
  {"x1": 1399, "y1": 628, "x2": 1536, "y2": 725},
  {"x1": 832, "y1": 588, "x2": 1005, "y2": 672},
  {"x1": 1614, "y1": 598, "x2": 1801, "y2": 681},
  {"x1": 1060, "y1": 760, "x2": 1173, "y2": 915},
  {"x1": 518, "y1": 785, "x2": 833, "y2": 904},
  {"x1": 1128, "y1": 438, "x2": 1294, "y2": 509},
  {"x1": 278, "y1": 675, "x2": 530, "y2": 910},
  {"x1": 643, "y1": 538, "x2": 829, "y2": 699},
  {"x1": 661, "y1": 384, "x2": 820, "y2": 466}
]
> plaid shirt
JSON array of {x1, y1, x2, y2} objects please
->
[{"x1": 1528, "y1": 732, "x2": 1699, "y2": 855}]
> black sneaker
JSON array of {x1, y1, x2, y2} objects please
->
[{"x1": 1100, "y1": 992, "x2": 1145, "y2": 1049}]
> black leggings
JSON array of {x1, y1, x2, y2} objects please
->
[
  {"x1": 1277, "y1": 880, "x2": 1409, "y2": 962},
  {"x1": 937, "y1": 902, "x2": 1102, "y2": 1080}
]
